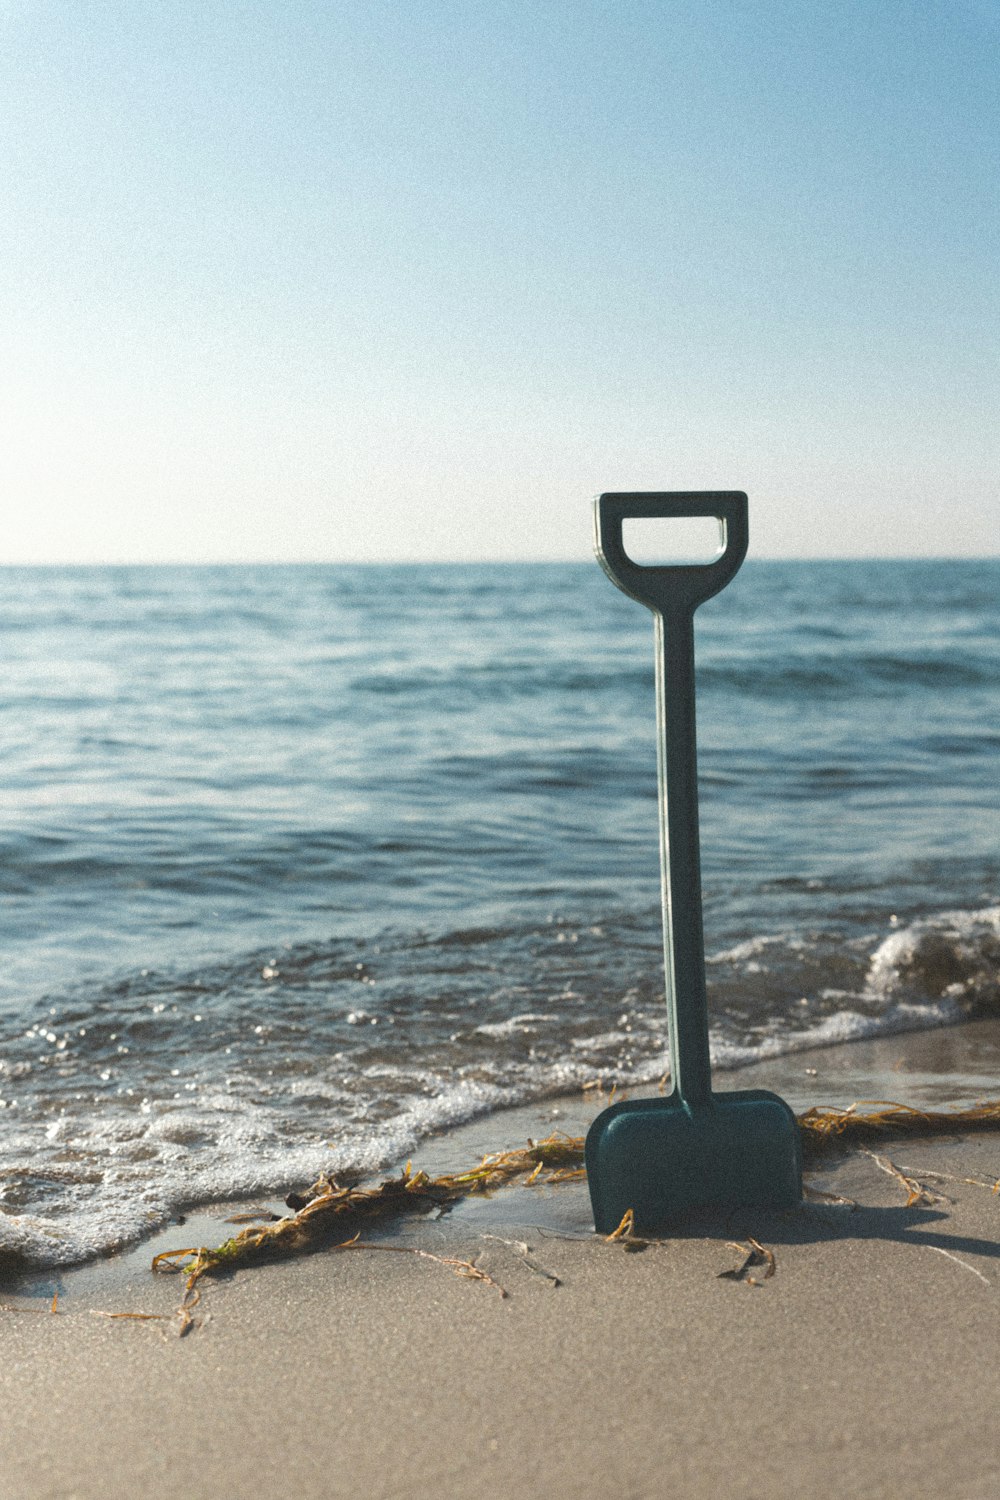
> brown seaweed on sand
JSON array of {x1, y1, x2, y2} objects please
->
[
  {"x1": 152, "y1": 1100, "x2": 1000, "y2": 1300},
  {"x1": 719, "y1": 1237, "x2": 776, "y2": 1286},
  {"x1": 796, "y1": 1097, "x2": 1000, "y2": 1153},
  {"x1": 153, "y1": 1134, "x2": 585, "y2": 1296}
]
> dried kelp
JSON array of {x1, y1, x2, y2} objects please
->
[
  {"x1": 719, "y1": 1237, "x2": 776, "y2": 1286},
  {"x1": 0, "y1": 1297, "x2": 62, "y2": 1317},
  {"x1": 332, "y1": 1236, "x2": 508, "y2": 1297},
  {"x1": 481, "y1": 1235, "x2": 562, "y2": 1286},
  {"x1": 153, "y1": 1099, "x2": 1000, "y2": 1296},
  {"x1": 91, "y1": 1293, "x2": 200, "y2": 1337},
  {"x1": 859, "y1": 1149, "x2": 946, "y2": 1208},
  {"x1": 797, "y1": 1098, "x2": 1000, "y2": 1157},
  {"x1": 891, "y1": 1165, "x2": 1000, "y2": 1194},
  {"x1": 604, "y1": 1208, "x2": 649, "y2": 1252},
  {"x1": 153, "y1": 1134, "x2": 586, "y2": 1294},
  {"x1": 802, "y1": 1182, "x2": 857, "y2": 1208}
]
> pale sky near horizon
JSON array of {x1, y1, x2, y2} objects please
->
[{"x1": 3, "y1": 1, "x2": 998, "y2": 563}]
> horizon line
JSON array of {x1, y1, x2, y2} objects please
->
[{"x1": 0, "y1": 554, "x2": 997, "y2": 568}]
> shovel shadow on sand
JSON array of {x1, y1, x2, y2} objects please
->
[{"x1": 624, "y1": 1194, "x2": 1000, "y2": 1267}]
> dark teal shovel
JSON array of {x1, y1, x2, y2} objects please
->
[{"x1": 585, "y1": 493, "x2": 802, "y2": 1233}]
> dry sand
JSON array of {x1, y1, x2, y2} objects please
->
[{"x1": 2, "y1": 1021, "x2": 999, "y2": 1500}]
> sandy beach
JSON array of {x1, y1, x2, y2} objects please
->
[{"x1": 2, "y1": 1021, "x2": 1000, "y2": 1500}]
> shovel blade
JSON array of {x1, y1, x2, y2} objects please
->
[{"x1": 585, "y1": 1090, "x2": 802, "y2": 1234}]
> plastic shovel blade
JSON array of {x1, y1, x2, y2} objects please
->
[{"x1": 585, "y1": 1090, "x2": 802, "y2": 1235}]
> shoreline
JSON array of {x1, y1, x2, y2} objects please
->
[
  {"x1": 0, "y1": 1071, "x2": 997, "y2": 1495},
  {"x1": 1, "y1": 1019, "x2": 998, "y2": 1497},
  {"x1": 3, "y1": 1015, "x2": 998, "y2": 1306}
]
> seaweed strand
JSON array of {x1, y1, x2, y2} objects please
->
[{"x1": 152, "y1": 1099, "x2": 1000, "y2": 1295}]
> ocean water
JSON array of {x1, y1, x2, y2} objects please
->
[{"x1": 1, "y1": 559, "x2": 998, "y2": 1268}]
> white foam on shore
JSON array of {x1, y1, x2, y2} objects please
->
[
  {"x1": 710, "y1": 997, "x2": 961, "y2": 1071},
  {"x1": 866, "y1": 904, "x2": 1000, "y2": 1005},
  {"x1": 2, "y1": 903, "x2": 997, "y2": 1272}
]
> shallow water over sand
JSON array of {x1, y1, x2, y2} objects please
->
[{"x1": 1, "y1": 561, "x2": 997, "y2": 1265}]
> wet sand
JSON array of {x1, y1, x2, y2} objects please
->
[{"x1": 1, "y1": 1020, "x2": 999, "y2": 1499}]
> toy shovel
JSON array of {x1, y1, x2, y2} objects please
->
[{"x1": 585, "y1": 493, "x2": 802, "y2": 1233}]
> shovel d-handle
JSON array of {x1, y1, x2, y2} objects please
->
[
  {"x1": 593, "y1": 492, "x2": 748, "y2": 616},
  {"x1": 593, "y1": 493, "x2": 749, "y2": 1109}
]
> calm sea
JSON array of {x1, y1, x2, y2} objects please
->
[{"x1": 1, "y1": 560, "x2": 998, "y2": 1267}]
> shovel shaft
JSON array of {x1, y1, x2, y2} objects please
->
[
  {"x1": 594, "y1": 493, "x2": 749, "y2": 1108},
  {"x1": 655, "y1": 605, "x2": 712, "y2": 1106}
]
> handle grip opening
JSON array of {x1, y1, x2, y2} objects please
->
[{"x1": 621, "y1": 514, "x2": 726, "y2": 566}]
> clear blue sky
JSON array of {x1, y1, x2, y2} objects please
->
[{"x1": 3, "y1": 1, "x2": 997, "y2": 562}]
